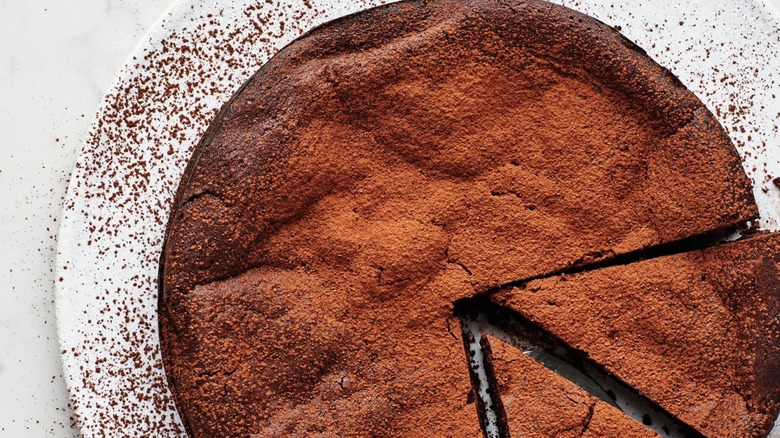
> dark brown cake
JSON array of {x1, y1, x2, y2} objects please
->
[
  {"x1": 483, "y1": 334, "x2": 660, "y2": 438},
  {"x1": 159, "y1": 0, "x2": 762, "y2": 436},
  {"x1": 491, "y1": 232, "x2": 780, "y2": 438}
]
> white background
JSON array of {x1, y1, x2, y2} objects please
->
[{"x1": 1, "y1": 0, "x2": 779, "y2": 436}]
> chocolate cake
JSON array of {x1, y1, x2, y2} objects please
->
[
  {"x1": 158, "y1": 0, "x2": 769, "y2": 436},
  {"x1": 490, "y1": 232, "x2": 780, "y2": 438},
  {"x1": 481, "y1": 334, "x2": 660, "y2": 437}
]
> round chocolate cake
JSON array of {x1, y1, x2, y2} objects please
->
[{"x1": 159, "y1": 0, "x2": 778, "y2": 437}]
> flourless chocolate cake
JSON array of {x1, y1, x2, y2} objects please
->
[{"x1": 158, "y1": 0, "x2": 772, "y2": 437}]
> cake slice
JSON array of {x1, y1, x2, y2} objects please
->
[
  {"x1": 481, "y1": 334, "x2": 660, "y2": 438},
  {"x1": 491, "y1": 232, "x2": 780, "y2": 438}
]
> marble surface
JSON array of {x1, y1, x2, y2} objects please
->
[
  {"x1": 1, "y1": 0, "x2": 780, "y2": 436},
  {"x1": 0, "y1": 1, "x2": 173, "y2": 435}
]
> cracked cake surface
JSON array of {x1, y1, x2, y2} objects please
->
[{"x1": 159, "y1": 0, "x2": 762, "y2": 436}]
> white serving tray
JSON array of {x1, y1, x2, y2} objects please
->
[{"x1": 55, "y1": 0, "x2": 780, "y2": 436}]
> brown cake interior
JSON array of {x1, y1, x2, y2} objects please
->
[{"x1": 158, "y1": 0, "x2": 763, "y2": 437}]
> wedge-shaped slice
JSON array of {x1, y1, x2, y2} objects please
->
[
  {"x1": 492, "y1": 232, "x2": 780, "y2": 438},
  {"x1": 483, "y1": 334, "x2": 658, "y2": 437}
]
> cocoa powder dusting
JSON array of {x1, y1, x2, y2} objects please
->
[{"x1": 160, "y1": 1, "x2": 758, "y2": 436}]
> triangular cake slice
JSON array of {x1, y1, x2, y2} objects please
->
[
  {"x1": 491, "y1": 232, "x2": 780, "y2": 437},
  {"x1": 482, "y1": 334, "x2": 659, "y2": 437}
]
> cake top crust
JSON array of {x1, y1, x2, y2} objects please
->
[
  {"x1": 159, "y1": 0, "x2": 759, "y2": 436},
  {"x1": 163, "y1": 0, "x2": 755, "y2": 300}
]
